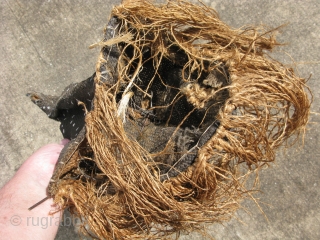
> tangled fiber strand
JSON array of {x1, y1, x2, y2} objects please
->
[{"x1": 50, "y1": 0, "x2": 311, "y2": 239}]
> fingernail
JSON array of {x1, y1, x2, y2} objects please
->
[{"x1": 60, "y1": 139, "x2": 70, "y2": 145}]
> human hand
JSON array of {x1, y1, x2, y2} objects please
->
[{"x1": 0, "y1": 140, "x2": 68, "y2": 239}]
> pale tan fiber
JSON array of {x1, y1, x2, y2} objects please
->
[{"x1": 50, "y1": 1, "x2": 311, "y2": 239}]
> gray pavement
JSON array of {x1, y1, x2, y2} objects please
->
[{"x1": 1, "y1": 0, "x2": 319, "y2": 239}]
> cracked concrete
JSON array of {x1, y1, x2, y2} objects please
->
[{"x1": 1, "y1": 1, "x2": 319, "y2": 239}]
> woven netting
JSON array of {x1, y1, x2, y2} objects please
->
[{"x1": 49, "y1": 0, "x2": 311, "y2": 238}]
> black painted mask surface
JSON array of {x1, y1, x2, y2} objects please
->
[{"x1": 27, "y1": 16, "x2": 228, "y2": 181}]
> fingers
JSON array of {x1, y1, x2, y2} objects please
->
[
  {"x1": 0, "y1": 141, "x2": 67, "y2": 240},
  {"x1": 18, "y1": 144, "x2": 64, "y2": 189}
]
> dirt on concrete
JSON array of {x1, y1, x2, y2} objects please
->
[{"x1": 1, "y1": 1, "x2": 319, "y2": 239}]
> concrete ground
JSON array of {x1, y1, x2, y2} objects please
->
[{"x1": 1, "y1": 0, "x2": 319, "y2": 239}]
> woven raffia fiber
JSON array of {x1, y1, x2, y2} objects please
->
[{"x1": 45, "y1": 0, "x2": 311, "y2": 239}]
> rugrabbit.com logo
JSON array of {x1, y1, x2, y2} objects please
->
[{"x1": 10, "y1": 214, "x2": 79, "y2": 229}]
